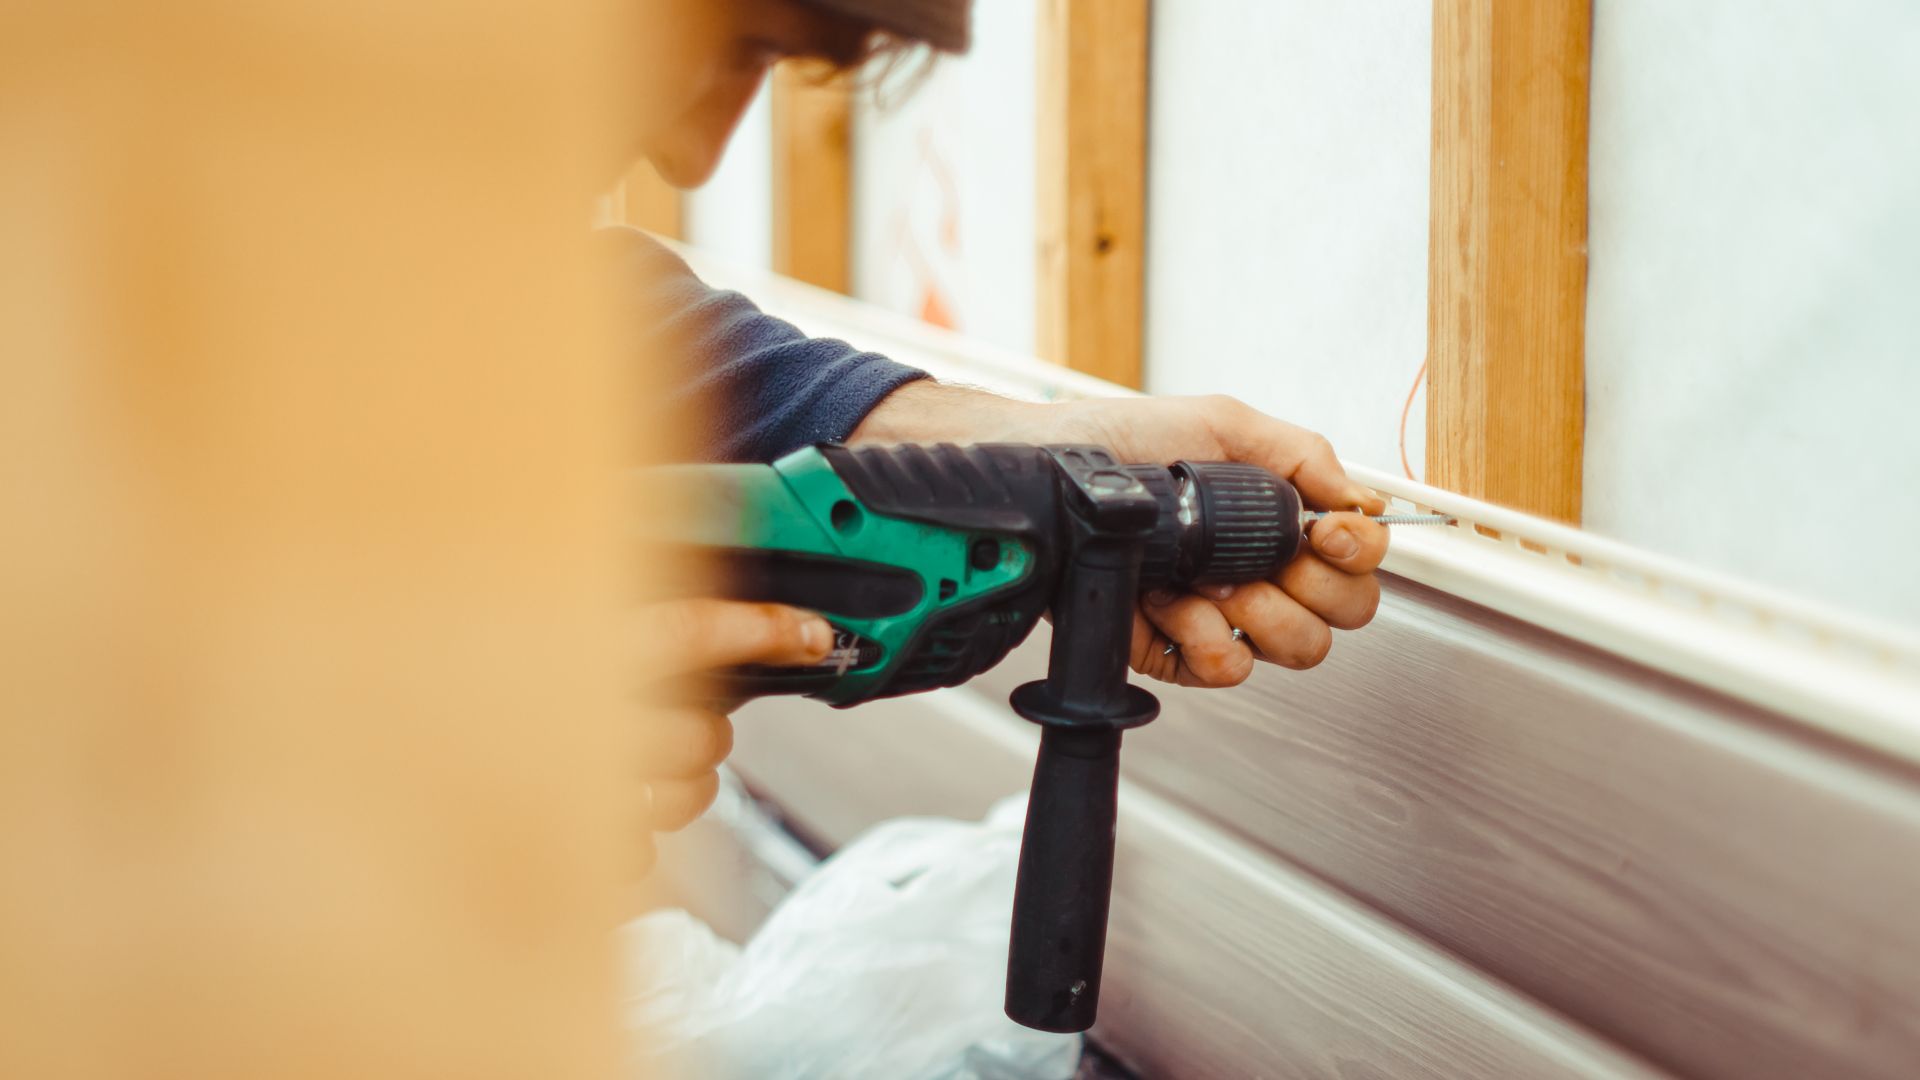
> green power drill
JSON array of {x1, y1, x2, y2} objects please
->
[{"x1": 646, "y1": 441, "x2": 1318, "y2": 1033}]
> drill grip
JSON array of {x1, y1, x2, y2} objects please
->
[{"x1": 1005, "y1": 725, "x2": 1123, "y2": 1033}]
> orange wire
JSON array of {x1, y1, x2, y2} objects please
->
[{"x1": 1398, "y1": 360, "x2": 1427, "y2": 482}]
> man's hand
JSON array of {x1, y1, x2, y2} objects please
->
[
  {"x1": 852, "y1": 384, "x2": 1388, "y2": 688},
  {"x1": 632, "y1": 598, "x2": 831, "y2": 873}
]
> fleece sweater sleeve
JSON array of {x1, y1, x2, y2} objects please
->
[{"x1": 601, "y1": 226, "x2": 928, "y2": 464}]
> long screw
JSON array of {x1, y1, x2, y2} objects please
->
[{"x1": 1302, "y1": 511, "x2": 1456, "y2": 526}]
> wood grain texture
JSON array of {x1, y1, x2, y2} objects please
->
[
  {"x1": 966, "y1": 578, "x2": 1920, "y2": 1080},
  {"x1": 771, "y1": 60, "x2": 851, "y2": 293},
  {"x1": 622, "y1": 158, "x2": 683, "y2": 239},
  {"x1": 0, "y1": 5, "x2": 631, "y2": 1077},
  {"x1": 1036, "y1": 0, "x2": 1149, "y2": 387},
  {"x1": 1427, "y1": 0, "x2": 1591, "y2": 522},
  {"x1": 732, "y1": 692, "x2": 1664, "y2": 1080}
]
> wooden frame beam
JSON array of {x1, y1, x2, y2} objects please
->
[
  {"x1": 1426, "y1": 0, "x2": 1591, "y2": 522},
  {"x1": 1036, "y1": 0, "x2": 1150, "y2": 388},
  {"x1": 770, "y1": 60, "x2": 852, "y2": 293}
]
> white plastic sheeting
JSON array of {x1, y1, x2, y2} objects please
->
[
  {"x1": 1144, "y1": 2, "x2": 1434, "y2": 479},
  {"x1": 1583, "y1": 1, "x2": 1920, "y2": 624}
]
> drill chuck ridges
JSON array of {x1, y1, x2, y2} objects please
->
[{"x1": 1172, "y1": 460, "x2": 1303, "y2": 584}]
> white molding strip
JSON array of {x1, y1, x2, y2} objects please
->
[
  {"x1": 671, "y1": 245, "x2": 1920, "y2": 761},
  {"x1": 1358, "y1": 473, "x2": 1920, "y2": 760}
]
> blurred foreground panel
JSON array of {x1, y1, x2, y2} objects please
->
[{"x1": 0, "y1": 2, "x2": 642, "y2": 1077}]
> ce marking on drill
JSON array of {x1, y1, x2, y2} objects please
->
[{"x1": 826, "y1": 629, "x2": 864, "y2": 677}]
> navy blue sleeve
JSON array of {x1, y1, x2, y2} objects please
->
[{"x1": 601, "y1": 226, "x2": 928, "y2": 464}]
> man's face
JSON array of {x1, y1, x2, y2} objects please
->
[{"x1": 626, "y1": 0, "x2": 865, "y2": 188}]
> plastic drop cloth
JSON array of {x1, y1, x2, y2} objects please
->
[{"x1": 623, "y1": 795, "x2": 1083, "y2": 1080}]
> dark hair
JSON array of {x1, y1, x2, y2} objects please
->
[{"x1": 810, "y1": 21, "x2": 936, "y2": 103}]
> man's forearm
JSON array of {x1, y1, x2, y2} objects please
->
[{"x1": 846, "y1": 380, "x2": 1051, "y2": 446}]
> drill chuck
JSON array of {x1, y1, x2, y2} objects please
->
[{"x1": 1134, "y1": 460, "x2": 1304, "y2": 588}]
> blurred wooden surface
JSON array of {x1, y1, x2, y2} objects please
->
[
  {"x1": 0, "y1": 3, "x2": 635, "y2": 1078},
  {"x1": 1427, "y1": 0, "x2": 1591, "y2": 521}
]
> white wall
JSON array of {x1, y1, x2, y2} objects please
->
[
  {"x1": 1584, "y1": 2, "x2": 1920, "y2": 625},
  {"x1": 850, "y1": 0, "x2": 1037, "y2": 355},
  {"x1": 684, "y1": 80, "x2": 775, "y2": 271},
  {"x1": 1144, "y1": 3, "x2": 1433, "y2": 480}
]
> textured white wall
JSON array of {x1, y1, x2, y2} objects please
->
[
  {"x1": 850, "y1": 0, "x2": 1037, "y2": 354},
  {"x1": 1584, "y1": 2, "x2": 1920, "y2": 625},
  {"x1": 684, "y1": 79, "x2": 775, "y2": 271},
  {"x1": 1144, "y1": 3, "x2": 1433, "y2": 479}
]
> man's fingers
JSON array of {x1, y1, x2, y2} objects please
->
[
  {"x1": 1275, "y1": 429, "x2": 1385, "y2": 514},
  {"x1": 642, "y1": 599, "x2": 834, "y2": 676},
  {"x1": 1215, "y1": 581, "x2": 1335, "y2": 670},
  {"x1": 635, "y1": 707, "x2": 733, "y2": 780},
  {"x1": 1203, "y1": 398, "x2": 1385, "y2": 514},
  {"x1": 1139, "y1": 592, "x2": 1254, "y2": 687},
  {"x1": 648, "y1": 773, "x2": 721, "y2": 832},
  {"x1": 1129, "y1": 611, "x2": 1182, "y2": 683},
  {"x1": 1279, "y1": 552, "x2": 1382, "y2": 631},
  {"x1": 1305, "y1": 513, "x2": 1390, "y2": 574}
]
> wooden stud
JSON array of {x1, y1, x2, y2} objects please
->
[
  {"x1": 770, "y1": 60, "x2": 852, "y2": 293},
  {"x1": 1036, "y1": 0, "x2": 1150, "y2": 388},
  {"x1": 1426, "y1": 0, "x2": 1591, "y2": 522},
  {"x1": 621, "y1": 158, "x2": 683, "y2": 239}
]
